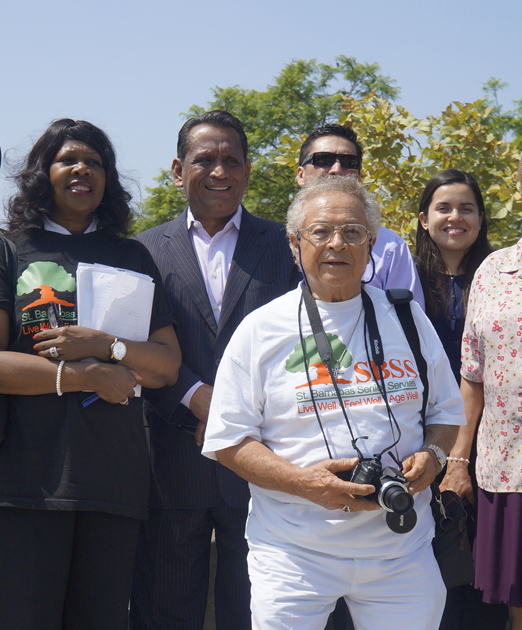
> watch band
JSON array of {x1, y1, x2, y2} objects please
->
[{"x1": 422, "y1": 444, "x2": 447, "y2": 471}]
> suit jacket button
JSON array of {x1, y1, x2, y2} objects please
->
[{"x1": 215, "y1": 358, "x2": 220, "y2": 366}]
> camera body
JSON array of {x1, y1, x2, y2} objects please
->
[{"x1": 350, "y1": 458, "x2": 414, "y2": 515}]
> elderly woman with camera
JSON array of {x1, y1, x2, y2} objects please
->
[{"x1": 202, "y1": 176, "x2": 465, "y2": 630}]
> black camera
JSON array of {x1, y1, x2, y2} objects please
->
[
  {"x1": 336, "y1": 457, "x2": 417, "y2": 533},
  {"x1": 349, "y1": 458, "x2": 414, "y2": 515}
]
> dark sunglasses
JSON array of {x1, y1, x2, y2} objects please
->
[{"x1": 301, "y1": 152, "x2": 361, "y2": 171}]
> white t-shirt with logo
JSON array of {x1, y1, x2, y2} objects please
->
[{"x1": 203, "y1": 285, "x2": 464, "y2": 559}]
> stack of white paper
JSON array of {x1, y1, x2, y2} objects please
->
[{"x1": 77, "y1": 263, "x2": 156, "y2": 396}]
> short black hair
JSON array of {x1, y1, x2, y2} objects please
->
[
  {"x1": 299, "y1": 124, "x2": 363, "y2": 168},
  {"x1": 177, "y1": 110, "x2": 248, "y2": 162},
  {"x1": 7, "y1": 118, "x2": 132, "y2": 236}
]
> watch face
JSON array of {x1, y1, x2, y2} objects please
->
[{"x1": 112, "y1": 340, "x2": 126, "y2": 361}]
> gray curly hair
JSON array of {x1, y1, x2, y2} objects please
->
[{"x1": 286, "y1": 176, "x2": 381, "y2": 245}]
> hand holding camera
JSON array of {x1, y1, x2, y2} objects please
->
[{"x1": 337, "y1": 456, "x2": 418, "y2": 534}]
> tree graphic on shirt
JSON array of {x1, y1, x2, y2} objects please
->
[
  {"x1": 285, "y1": 334, "x2": 353, "y2": 388},
  {"x1": 17, "y1": 261, "x2": 76, "y2": 311}
]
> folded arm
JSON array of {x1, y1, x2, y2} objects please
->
[
  {"x1": 0, "y1": 348, "x2": 140, "y2": 404},
  {"x1": 33, "y1": 323, "x2": 181, "y2": 389},
  {"x1": 1, "y1": 308, "x2": 181, "y2": 401}
]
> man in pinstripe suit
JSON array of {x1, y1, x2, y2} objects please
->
[{"x1": 130, "y1": 111, "x2": 301, "y2": 630}]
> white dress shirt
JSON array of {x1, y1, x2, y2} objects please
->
[{"x1": 181, "y1": 206, "x2": 242, "y2": 408}]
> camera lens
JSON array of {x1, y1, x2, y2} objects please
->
[{"x1": 378, "y1": 482, "x2": 414, "y2": 514}]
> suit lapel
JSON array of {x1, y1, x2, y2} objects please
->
[
  {"x1": 162, "y1": 211, "x2": 218, "y2": 335},
  {"x1": 218, "y1": 209, "x2": 268, "y2": 335}
]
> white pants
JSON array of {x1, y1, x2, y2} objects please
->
[{"x1": 247, "y1": 534, "x2": 445, "y2": 630}]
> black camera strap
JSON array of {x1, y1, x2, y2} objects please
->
[
  {"x1": 301, "y1": 285, "x2": 334, "y2": 372},
  {"x1": 385, "y1": 289, "x2": 429, "y2": 429},
  {"x1": 300, "y1": 286, "x2": 366, "y2": 460},
  {"x1": 297, "y1": 303, "x2": 333, "y2": 461},
  {"x1": 360, "y1": 288, "x2": 403, "y2": 462}
]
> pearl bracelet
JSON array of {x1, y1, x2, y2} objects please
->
[
  {"x1": 56, "y1": 360, "x2": 65, "y2": 397},
  {"x1": 447, "y1": 456, "x2": 470, "y2": 464}
]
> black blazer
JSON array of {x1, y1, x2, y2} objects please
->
[{"x1": 137, "y1": 208, "x2": 301, "y2": 510}]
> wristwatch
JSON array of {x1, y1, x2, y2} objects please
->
[
  {"x1": 109, "y1": 338, "x2": 127, "y2": 363},
  {"x1": 422, "y1": 444, "x2": 447, "y2": 471}
]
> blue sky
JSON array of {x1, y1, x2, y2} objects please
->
[{"x1": 1, "y1": 0, "x2": 521, "y2": 222}]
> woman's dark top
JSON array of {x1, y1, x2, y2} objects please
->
[
  {"x1": 422, "y1": 273, "x2": 466, "y2": 384},
  {"x1": 0, "y1": 229, "x2": 174, "y2": 519}
]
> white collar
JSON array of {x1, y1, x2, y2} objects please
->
[
  {"x1": 186, "y1": 205, "x2": 242, "y2": 235},
  {"x1": 43, "y1": 216, "x2": 99, "y2": 235}
]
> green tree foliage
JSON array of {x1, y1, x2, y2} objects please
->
[
  {"x1": 133, "y1": 57, "x2": 400, "y2": 232},
  {"x1": 278, "y1": 93, "x2": 521, "y2": 250},
  {"x1": 135, "y1": 60, "x2": 521, "y2": 251},
  {"x1": 135, "y1": 168, "x2": 185, "y2": 233},
  {"x1": 482, "y1": 77, "x2": 522, "y2": 147}
]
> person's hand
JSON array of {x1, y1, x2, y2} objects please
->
[
  {"x1": 402, "y1": 450, "x2": 439, "y2": 495},
  {"x1": 82, "y1": 363, "x2": 141, "y2": 405},
  {"x1": 440, "y1": 461, "x2": 475, "y2": 505},
  {"x1": 296, "y1": 458, "x2": 380, "y2": 512},
  {"x1": 33, "y1": 326, "x2": 111, "y2": 362},
  {"x1": 189, "y1": 384, "x2": 213, "y2": 446},
  {"x1": 194, "y1": 419, "x2": 207, "y2": 447}
]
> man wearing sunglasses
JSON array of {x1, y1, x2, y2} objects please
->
[{"x1": 297, "y1": 124, "x2": 424, "y2": 310}]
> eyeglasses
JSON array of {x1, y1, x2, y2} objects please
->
[
  {"x1": 300, "y1": 152, "x2": 361, "y2": 171},
  {"x1": 299, "y1": 223, "x2": 370, "y2": 246},
  {"x1": 47, "y1": 302, "x2": 64, "y2": 328}
]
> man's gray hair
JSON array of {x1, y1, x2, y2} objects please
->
[{"x1": 286, "y1": 176, "x2": 381, "y2": 241}]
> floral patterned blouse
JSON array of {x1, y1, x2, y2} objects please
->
[{"x1": 461, "y1": 239, "x2": 522, "y2": 493}]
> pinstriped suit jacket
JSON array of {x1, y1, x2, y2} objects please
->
[{"x1": 136, "y1": 208, "x2": 301, "y2": 510}]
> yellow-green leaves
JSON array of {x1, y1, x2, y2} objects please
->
[{"x1": 276, "y1": 94, "x2": 521, "y2": 249}]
